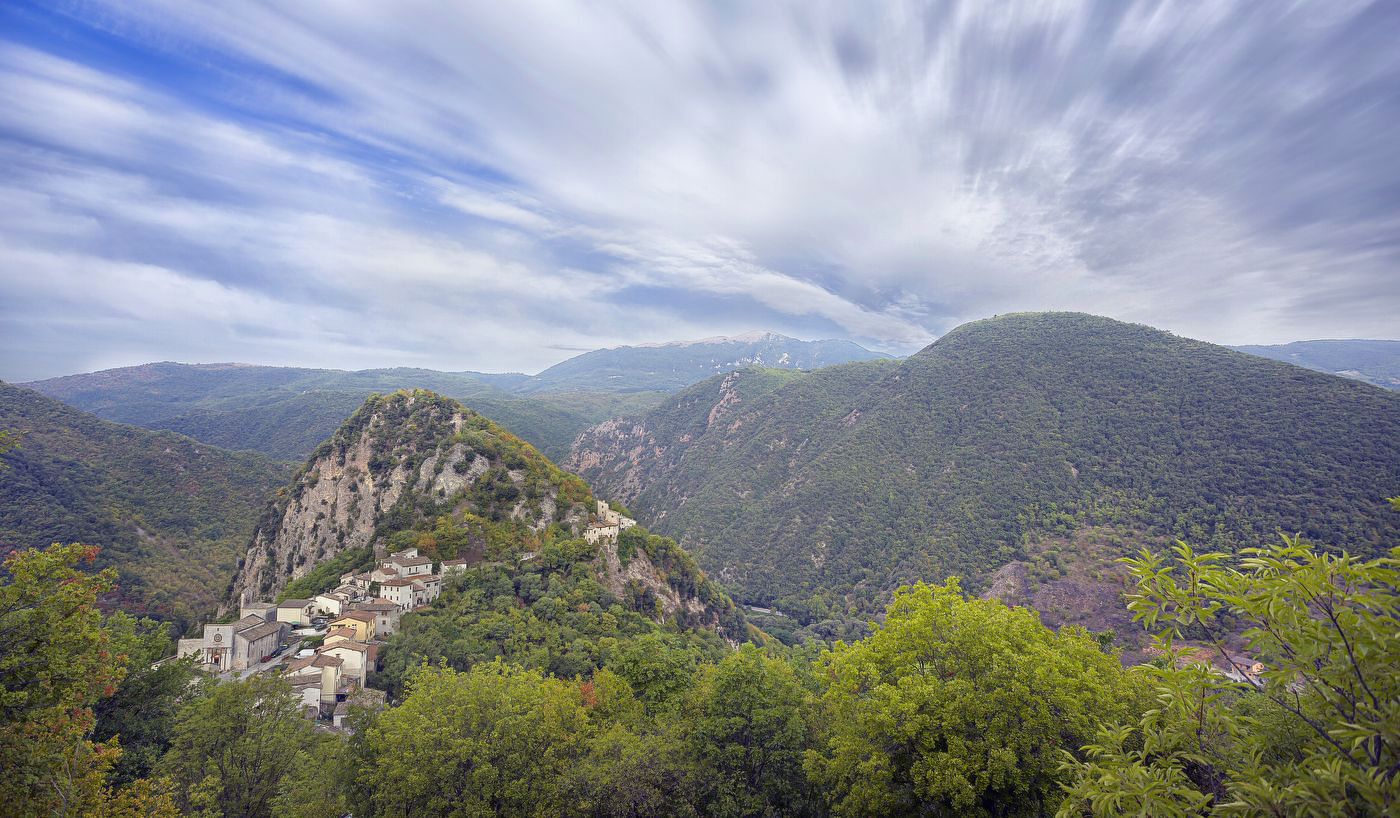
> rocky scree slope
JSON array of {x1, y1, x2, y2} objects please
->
[
  {"x1": 567, "y1": 313, "x2": 1400, "y2": 624},
  {"x1": 230, "y1": 389, "x2": 742, "y2": 639}
]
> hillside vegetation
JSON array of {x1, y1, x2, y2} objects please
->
[
  {"x1": 0, "y1": 381, "x2": 291, "y2": 621},
  {"x1": 568, "y1": 313, "x2": 1400, "y2": 624}
]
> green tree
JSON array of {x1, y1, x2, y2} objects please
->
[
  {"x1": 685, "y1": 645, "x2": 816, "y2": 817},
  {"x1": 354, "y1": 662, "x2": 592, "y2": 817},
  {"x1": 605, "y1": 632, "x2": 701, "y2": 711},
  {"x1": 0, "y1": 543, "x2": 129, "y2": 816},
  {"x1": 1058, "y1": 535, "x2": 1400, "y2": 816},
  {"x1": 159, "y1": 674, "x2": 319, "y2": 818},
  {"x1": 269, "y1": 732, "x2": 351, "y2": 818},
  {"x1": 93, "y1": 614, "x2": 197, "y2": 786},
  {"x1": 808, "y1": 581, "x2": 1136, "y2": 818},
  {"x1": 574, "y1": 723, "x2": 700, "y2": 818}
]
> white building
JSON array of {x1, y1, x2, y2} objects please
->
[
  {"x1": 239, "y1": 601, "x2": 276, "y2": 622},
  {"x1": 350, "y1": 598, "x2": 403, "y2": 636},
  {"x1": 318, "y1": 641, "x2": 375, "y2": 687},
  {"x1": 313, "y1": 592, "x2": 351, "y2": 616},
  {"x1": 414, "y1": 575, "x2": 442, "y2": 607},
  {"x1": 584, "y1": 522, "x2": 620, "y2": 544},
  {"x1": 378, "y1": 577, "x2": 415, "y2": 610},
  {"x1": 276, "y1": 599, "x2": 314, "y2": 627},
  {"x1": 385, "y1": 554, "x2": 433, "y2": 577},
  {"x1": 176, "y1": 615, "x2": 287, "y2": 672}
]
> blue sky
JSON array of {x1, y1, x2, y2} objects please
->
[{"x1": 2, "y1": 0, "x2": 1398, "y2": 381}]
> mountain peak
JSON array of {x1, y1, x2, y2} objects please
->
[{"x1": 631, "y1": 330, "x2": 797, "y2": 349}]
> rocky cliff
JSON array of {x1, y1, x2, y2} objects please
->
[
  {"x1": 230, "y1": 389, "x2": 591, "y2": 602},
  {"x1": 230, "y1": 389, "x2": 742, "y2": 641}
]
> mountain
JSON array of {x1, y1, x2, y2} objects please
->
[
  {"x1": 23, "y1": 362, "x2": 664, "y2": 462},
  {"x1": 20, "y1": 332, "x2": 885, "y2": 461},
  {"x1": 566, "y1": 313, "x2": 1400, "y2": 636},
  {"x1": 509, "y1": 332, "x2": 891, "y2": 393},
  {"x1": 0, "y1": 381, "x2": 292, "y2": 621},
  {"x1": 231, "y1": 389, "x2": 743, "y2": 642},
  {"x1": 1233, "y1": 339, "x2": 1400, "y2": 390}
]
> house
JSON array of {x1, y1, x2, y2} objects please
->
[
  {"x1": 331, "y1": 610, "x2": 377, "y2": 642},
  {"x1": 313, "y1": 592, "x2": 350, "y2": 616},
  {"x1": 385, "y1": 554, "x2": 433, "y2": 577},
  {"x1": 285, "y1": 656, "x2": 348, "y2": 717},
  {"x1": 239, "y1": 601, "x2": 276, "y2": 622},
  {"x1": 441, "y1": 558, "x2": 470, "y2": 575},
  {"x1": 285, "y1": 652, "x2": 343, "y2": 680},
  {"x1": 318, "y1": 641, "x2": 376, "y2": 686},
  {"x1": 350, "y1": 598, "x2": 403, "y2": 636},
  {"x1": 389, "y1": 547, "x2": 421, "y2": 560},
  {"x1": 321, "y1": 626, "x2": 357, "y2": 648},
  {"x1": 584, "y1": 522, "x2": 620, "y2": 544},
  {"x1": 350, "y1": 566, "x2": 400, "y2": 592},
  {"x1": 414, "y1": 575, "x2": 442, "y2": 607},
  {"x1": 378, "y1": 577, "x2": 416, "y2": 610},
  {"x1": 595, "y1": 499, "x2": 637, "y2": 531},
  {"x1": 276, "y1": 599, "x2": 314, "y2": 627}
]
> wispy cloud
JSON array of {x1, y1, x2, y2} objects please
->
[{"x1": 1, "y1": 0, "x2": 1397, "y2": 380}]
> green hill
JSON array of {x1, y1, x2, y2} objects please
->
[
  {"x1": 1234, "y1": 339, "x2": 1400, "y2": 390},
  {"x1": 232, "y1": 389, "x2": 745, "y2": 647},
  {"x1": 0, "y1": 381, "x2": 292, "y2": 621},
  {"x1": 567, "y1": 313, "x2": 1400, "y2": 625}
]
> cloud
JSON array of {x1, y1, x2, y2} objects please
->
[{"x1": 1, "y1": 0, "x2": 1397, "y2": 380}]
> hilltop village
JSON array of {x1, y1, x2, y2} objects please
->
[{"x1": 174, "y1": 500, "x2": 634, "y2": 726}]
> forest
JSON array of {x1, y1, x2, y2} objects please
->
[
  {"x1": 0, "y1": 382, "x2": 291, "y2": 623},
  {"x1": 570, "y1": 313, "x2": 1400, "y2": 627},
  {"x1": 3, "y1": 517, "x2": 1396, "y2": 817}
]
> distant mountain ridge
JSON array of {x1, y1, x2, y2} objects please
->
[
  {"x1": 21, "y1": 332, "x2": 887, "y2": 460},
  {"x1": 22, "y1": 362, "x2": 662, "y2": 462},
  {"x1": 0, "y1": 381, "x2": 292, "y2": 622},
  {"x1": 508, "y1": 331, "x2": 891, "y2": 393},
  {"x1": 1233, "y1": 339, "x2": 1400, "y2": 390},
  {"x1": 567, "y1": 313, "x2": 1400, "y2": 632}
]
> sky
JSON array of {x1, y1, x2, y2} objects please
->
[{"x1": 2, "y1": 0, "x2": 1398, "y2": 381}]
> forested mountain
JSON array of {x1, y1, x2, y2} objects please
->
[
  {"x1": 233, "y1": 389, "x2": 743, "y2": 642},
  {"x1": 23, "y1": 362, "x2": 663, "y2": 462},
  {"x1": 567, "y1": 313, "x2": 1400, "y2": 627},
  {"x1": 511, "y1": 331, "x2": 891, "y2": 393},
  {"x1": 0, "y1": 381, "x2": 291, "y2": 620},
  {"x1": 1234, "y1": 339, "x2": 1400, "y2": 390}
]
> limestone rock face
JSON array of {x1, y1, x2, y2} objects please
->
[{"x1": 231, "y1": 390, "x2": 587, "y2": 603}]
